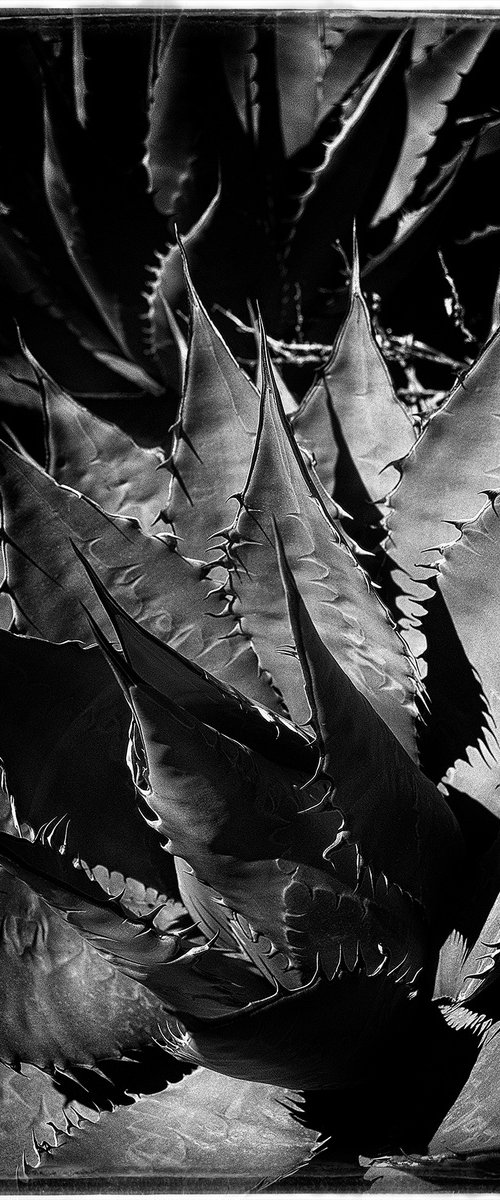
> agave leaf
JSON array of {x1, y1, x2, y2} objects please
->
[
  {"x1": 0, "y1": 1060, "x2": 100, "y2": 1177},
  {"x1": 386, "y1": 329, "x2": 500, "y2": 655},
  {"x1": 165, "y1": 247, "x2": 259, "y2": 562},
  {"x1": 0, "y1": 866, "x2": 171, "y2": 1072},
  {"x1": 84, "y1": 623, "x2": 308, "y2": 986},
  {"x1": 0, "y1": 629, "x2": 178, "y2": 903},
  {"x1": 150, "y1": 38, "x2": 278, "y2": 344},
  {"x1": 373, "y1": 24, "x2": 492, "y2": 224},
  {"x1": 317, "y1": 24, "x2": 390, "y2": 122},
  {"x1": 76, "y1": 550, "x2": 315, "y2": 775},
  {"x1": 0, "y1": 439, "x2": 275, "y2": 707},
  {"x1": 38, "y1": 352, "x2": 170, "y2": 533},
  {"x1": 285, "y1": 32, "x2": 410, "y2": 324},
  {"x1": 430, "y1": 1016, "x2": 500, "y2": 1155},
  {"x1": 224, "y1": 323, "x2": 420, "y2": 758},
  {"x1": 275, "y1": 15, "x2": 324, "y2": 157},
  {"x1": 28, "y1": 1070, "x2": 324, "y2": 1190},
  {"x1": 427, "y1": 497, "x2": 500, "y2": 812},
  {"x1": 40, "y1": 35, "x2": 168, "y2": 370},
  {"x1": 274, "y1": 522, "x2": 463, "y2": 915},
  {"x1": 148, "y1": 17, "x2": 241, "y2": 229},
  {"x1": 322, "y1": 140, "x2": 472, "y2": 328},
  {"x1": 292, "y1": 235, "x2": 415, "y2": 535},
  {"x1": 0, "y1": 220, "x2": 162, "y2": 399}
]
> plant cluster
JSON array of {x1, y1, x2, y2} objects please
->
[{"x1": 1, "y1": 11, "x2": 500, "y2": 1191}]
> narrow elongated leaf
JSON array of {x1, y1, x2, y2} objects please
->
[
  {"x1": 0, "y1": 867, "x2": 170, "y2": 1072},
  {"x1": 29, "y1": 1070, "x2": 324, "y2": 1189},
  {"x1": 148, "y1": 18, "x2": 224, "y2": 227},
  {"x1": 0, "y1": 630, "x2": 178, "y2": 902},
  {"x1": 0, "y1": 220, "x2": 162, "y2": 398},
  {"x1": 286, "y1": 33, "x2": 409, "y2": 321},
  {"x1": 224, "y1": 326, "x2": 420, "y2": 757},
  {"x1": 317, "y1": 24, "x2": 389, "y2": 122},
  {"x1": 0, "y1": 440, "x2": 275, "y2": 707},
  {"x1": 292, "y1": 240, "x2": 415, "y2": 531},
  {"x1": 386, "y1": 328, "x2": 500, "y2": 650},
  {"x1": 165, "y1": 249, "x2": 259, "y2": 561},
  {"x1": 41, "y1": 39, "x2": 168, "y2": 369},
  {"x1": 275, "y1": 16, "x2": 323, "y2": 156},
  {"x1": 373, "y1": 24, "x2": 492, "y2": 224}
]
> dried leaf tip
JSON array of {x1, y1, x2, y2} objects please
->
[
  {"x1": 350, "y1": 219, "x2": 361, "y2": 299},
  {"x1": 256, "y1": 307, "x2": 286, "y2": 421}
]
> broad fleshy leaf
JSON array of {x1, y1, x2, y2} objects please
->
[
  {"x1": 292, "y1": 237, "x2": 415, "y2": 531},
  {"x1": 28, "y1": 1070, "x2": 325, "y2": 1190},
  {"x1": 165, "y1": 246, "x2": 259, "y2": 562},
  {"x1": 0, "y1": 629, "x2": 178, "y2": 903},
  {"x1": 0, "y1": 866, "x2": 172, "y2": 1072},
  {"x1": 224, "y1": 324, "x2": 420, "y2": 757},
  {"x1": 76, "y1": 550, "x2": 315, "y2": 775},
  {"x1": 386, "y1": 328, "x2": 500, "y2": 653},
  {"x1": 431, "y1": 1016, "x2": 500, "y2": 1155},
  {"x1": 0, "y1": 439, "x2": 276, "y2": 707},
  {"x1": 430, "y1": 498, "x2": 500, "y2": 812},
  {"x1": 39, "y1": 353, "x2": 170, "y2": 533},
  {"x1": 274, "y1": 522, "x2": 464, "y2": 915}
]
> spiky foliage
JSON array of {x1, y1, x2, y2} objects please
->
[{"x1": 2, "y1": 10, "x2": 500, "y2": 1192}]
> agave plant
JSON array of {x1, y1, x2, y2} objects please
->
[{"x1": 2, "y1": 9, "x2": 500, "y2": 1192}]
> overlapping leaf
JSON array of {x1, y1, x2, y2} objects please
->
[
  {"x1": 224, "y1": 327, "x2": 420, "y2": 757},
  {"x1": 0, "y1": 439, "x2": 275, "y2": 707},
  {"x1": 284, "y1": 33, "x2": 410, "y2": 326},
  {"x1": 292, "y1": 240, "x2": 415, "y2": 535},
  {"x1": 27, "y1": 1070, "x2": 324, "y2": 1190},
  {"x1": 0, "y1": 867, "x2": 172, "y2": 1072},
  {"x1": 373, "y1": 23, "x2": 492, "y2": 224},
  {"x1": 386, "y1": 328, "x2": 500, "y2": 649},
  {"x1": 275, "y1": 525, "x2": 463, "y2": 916},
  {"x1": 0, "y1": 629, "x2": 178, "y2": 902},
  {"x1": 41, "y1": 31, "x2": 168, "y2": 370}
]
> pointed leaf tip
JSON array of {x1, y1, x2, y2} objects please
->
[{"x1": 350, "y1": 219, "x2": 361, "y2": 297}]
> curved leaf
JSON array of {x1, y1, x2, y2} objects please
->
[
  {"x1": 275, "y1": 16, "x2": 323, "y2": 157},
  {"x1": 76, "y1": 550, "x2": 315, "y2": 775},
  {"x1": 373, "y1": 24, "x2": 492, "y2": 224},
  {"x1": 0, "y1": 439, "x2": 275, "y2": 707},
  {"x1": 317, "y1": 24, "x2": 390, "y2": 123},
  {"x1": 386, "y1": 328, "x2": 500, "y2": 652},
  {"x1": 292, "y1": 238, "x2": 415, "y2": 536},
  {"x1": 38, "y1": 354, "x2": 170, "y2": 533},
  {"x1": 431, "y1": 1016, "x2": 500, "y2": 1155},
  {"x1": 0, "y1": 866, "x2": 170, "y2": 1072},
  {"x1": 275, "y1": 523, "x2": 463, "y2": 917},
  {"x1": 165, "y1": 247, "x2": 259, "y2": 562},
  {"x1": 41, "y1": 37, "x2": 168, "y2": 369},
  {"x1": 285, "y1": 32, "x2": 410, "y2": 324},
  {"x1": 432, "y1": 498, "x2": 500, "y2": 812},
  {"x1": 29, "y1": 1070, "x2": 324, "y2": 1189},
  {"x1": 0, "y1": 629, "x2": 178, "y2": 902},
  {"x1": 224, "y1": 325, "x2": 420, "y2": 757}
]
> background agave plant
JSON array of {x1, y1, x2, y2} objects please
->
[{"x1": 2, "y1": 7, "x2": 500, "y2": 1193}]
